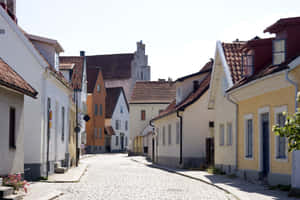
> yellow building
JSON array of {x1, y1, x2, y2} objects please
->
[
  {"x1": 68, "y1": 101, "x2": 77, "y2": 167},
  {"x1": 228, "y1": 22, "x2": 300, "y2": 185}
]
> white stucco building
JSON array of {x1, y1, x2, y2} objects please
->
[
  {"x1": 105, "y1": 87, "x2": 129, "y2": 152},
  {"x1": 0, "y1": 5, "x2": 72, "y2": 180}
]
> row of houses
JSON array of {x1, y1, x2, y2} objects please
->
[
  {"x1": 130, "y1": 16, "x2": 300, "y2": 191},
  {"x1": 0, "y1": 0, "x2": 151, "y2": 181}
]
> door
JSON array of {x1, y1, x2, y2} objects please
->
[
  {"x1": 261, "y1": 113, "x2": 270, "y2": 177},
  {"x1": 152, "y1": 138, "x2": 155, "y2": 161},
  {"x1": 206, "y1": 138, "x2": 214, "y2": 166},
  {"x1": 121, "y1": 135, "x2": 124, "y2": 150}
]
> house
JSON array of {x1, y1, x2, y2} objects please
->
[
  {"x1": 0, "y1": 3, "x2": 72, "y2": 180},
  {"x1": 68, "y1": 97, "x2": 76, "y2": 167},
  {"x1": 208, "y1": 40, "x2": 245, "y2": 174},
  {"x1": 86, "y1": 69, "x2": 107, "y2": 153},
  {"x1": 0, "y1": 58, "x2": 38, "y2": 176},
  {"x1": 151, "y1": 60, "x2": 214, "y2": 168},
  {"x1": 105, "y1": 87, "x2": 129, "y2": 152},
  {"x1": 60, "y1": 52, "x2": 88, "y2": 157},
  {"x1": 86, "y1": 41, "x2": 150, "y2": 101},
  {"x1": 227, "y1": 17, "x2": 300, "y2": 187},
  {"x1": 129, "y1": 81, "x2": 176, "y2": 156}
]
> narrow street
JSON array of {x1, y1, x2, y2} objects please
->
[{"x1": 26, "y1": 154, "x2": 235, "y2": 200}]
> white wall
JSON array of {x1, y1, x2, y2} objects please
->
[
  {"x1": 0, "y1": 87, "x2": 24, "y2": 175},
  {"x1": 111, "y1": 92, "x2": 129, "y2": 151},
  {"x1": 31, "y1": 41, "x2": 55, "y2": 68}
]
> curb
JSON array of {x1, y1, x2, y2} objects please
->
[
  {"x1": 41, "y1": 164, "x2": 89, "y2": 183},
  {"x1": 131, "y1": 158, "x2": 240, "y2": 200}
]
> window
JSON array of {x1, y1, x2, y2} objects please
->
[
  {"x1": 273, "y1": 39, "x2": 286, "y2": 65},
  {"x1": 99, "y1": 104, "x2": 103, "y2": 116},
  {"x1": 219, "y1": 124, "x2": 225, "y2": 146},
  {"x1": 227, "y1": 123, "x2": 232, "y2": 146},
  {"x1": 125, "y1": 137, "x2": 128, "y2": 146},
  {"x1": 168, "y1": 124, "x2": 172, "y2": 145},
  {"x1": 61, "y1": 107, "x2": 65, "y2": 141},
  {"x1": 125, "y1": 120, "x2": 128, "y2": 131},
  {"x1": 245, "y1": 118, "x2": 253, "y2": 158},
  {"x1": 94, "y1": 104, "x2": 98, "y2": 115},
  {"x1": 116, "y1": 120, "x2": 121, "y2": 130},
  {"x1": 276, "y1": 112, "x2": 287, "y2": 159},
  {"x1": 94, "y1": 128, "x2": 97, "y2": 139},
  {"x1": 221, "y1": 77, "x2": 228, "y2": 96},
  {"x1": 9, "y1": 107, "x2": 16, "y2": 149},
  {"x1": 97, "y1": 84, "x2": 101, "y2": 93},
  {"x1": 162, "y1": 126, "x2": 166, "y2": 145},
  {"x1": 176, "y1": 122, "x2": 180, "y2": 144},
  {"x1": 141, "y1": 71, "x2": 144, "y2": 80},
  {"x1": 99, "y1": 128, "x2": 102, "y2": 139},
  {"x1": 242, "y1": 53, "x2": 254, "y2": 77},
  {"x1": 156, "y1": 128, "x2": 159, "y2": 145},
  {"x1": 120, "y1": 106, "x2": 123, "y2": 114},
  {"x1": 54, "y1": 52, "x2": 59, "y2": 70},
  {"x1": 141, "y1": 110, "x2": 146, "y2": 120},
  {"x1": 116, "y1": 136, "x2": 119, "y2": 145}
]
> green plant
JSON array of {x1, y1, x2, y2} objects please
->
[
  {"x1": 3, "y1": 174, "x2": 29, "y2": 193},
  {"x1": 273, "y1": 92, "x2": 300, "y2": 152},
  {"x1": 206, "y1": 166, "x2": 225, "y2": 175}
]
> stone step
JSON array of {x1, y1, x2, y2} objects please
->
[
  {"x1": 0, "y1": 187, "x2": 13, "y2": 198},
  {"x1": 1, "y1": 193, "x2": 23, "y2": 200},
  {"x1": 54, "y1": 167, "x2": 67, "y2": 174}
]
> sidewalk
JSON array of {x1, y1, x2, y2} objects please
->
[
  {"x1": 131, "y1": 156, "x2": 298, "y2": 200},
  {"x1": 23, "y1": 162, "x2": 88, "y2": 200}
]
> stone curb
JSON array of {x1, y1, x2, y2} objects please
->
[
  {"x1": 131, "y1": 158, "x2": 240, "y2": 200},
  {"x1": 41, "y1": 164, "x2": 89, "y2": 183}
]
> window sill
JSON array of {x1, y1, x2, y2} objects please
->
[
  {"x1": 244, "y1": 156, "x2": 254, "y2": 160},
  {"x1": 275, "y1": 157, "x2": 288, "y2": 162}
]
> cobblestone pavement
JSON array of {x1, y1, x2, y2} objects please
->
[{"x1": 26, "y1": 154, "x2": 235, "y2": 200}]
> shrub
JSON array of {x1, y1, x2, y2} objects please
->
[{"x1": 3, "y1": 174, "x2": 29, "y2": 193}]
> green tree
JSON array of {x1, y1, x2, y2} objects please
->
[{"x1": 273, "y1": 92, "x2": 300, "y2": 152}]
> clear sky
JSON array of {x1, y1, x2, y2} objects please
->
[{"x1": 17, "y1": 0, "x2": 300, "y2": 81}]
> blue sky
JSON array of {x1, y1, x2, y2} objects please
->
[{"x1": 17, "y1": 0, "x2": 300, "y2": 81}]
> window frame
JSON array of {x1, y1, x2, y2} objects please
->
[
  {"x1": 274, "y1": 106, "x2": 288, "y2": 162},
  {"x1": 162, "y1": 126, "x2": 166, "y2": 146},
  {"x1": 94, "y1": 104, "x2": 98, "y2": 116},
  {"x1": 168, "y1": 124, "x2": 172, "y2": 145},
  {"x1": 272, "y1": 39, "x2": 286, "y2": 65},
  {"x1": 99, "y1": 104, "x2": 103, "y2": 116},
  {"x1": 219, "y1": 124, "x2": 225, "y2": 146},
  {"x1": 244, "y1": 114, "x2": 254, "y2": 159},
  {"x1": 141, "y1": 110, "x2": 146, "y2": 120},
  {"x1": 226, "y1": 122, "x2": 232, "y2": 146}
]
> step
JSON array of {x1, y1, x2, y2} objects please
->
[
  {"x1": 54, "y1": 167, "x2": 67, "y2": 174},
  {"x1": 1, "y1": 193, "x2": 24, "y2": 200},
  {"x1": 0, "y1": 187, "x2": 13, "y2": 198}
]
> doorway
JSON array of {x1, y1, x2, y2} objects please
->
[
  {"x1": 120, "y1": 135, "x2": 124, "y2": 150},
  {"x1": 206, "y1": 137, "x2": 214, "y2": 166},
  {"x1": 261, "y1": 113, "x2": 270, "y2": 178},
  {"x1": 152, "y1": 138, "x2": 155, "y2": 161}
]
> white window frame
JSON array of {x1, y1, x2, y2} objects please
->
[
  {"x1": 162, "y1": 126, "x2": 166, "y2": 146},
  {"x1": 168, "y1": 124, "x2": 172, "y2": 145},
  {"x1": 226, "y1": 122, "x2": 232, "y2": 146},
  {"x1": 244, "y1": 114, "x2": 254, "y2": 160},
  {"x1": 219, "y1": 124, "x2": 225, "y2": 146},
  {"x1": 274, "y1": 105, "x2": 288, "y2": 162}
]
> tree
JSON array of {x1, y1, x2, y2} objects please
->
[{"x1": 273, "y1": 92, "x2": 300, "y2": 152}]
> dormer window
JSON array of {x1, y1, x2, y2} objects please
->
[
  {"x1": 54, "y1": 52, "x2": 59, "y2": 70},
  {"x1": 97, "y1": 84, "x2": 101, "y2": 93},
  {"x1": 273, "y1": 39, "x2": 286, "y2": 65},
  {"x1": 242, "y1": 53, "x2": 254, "y2": 77}
]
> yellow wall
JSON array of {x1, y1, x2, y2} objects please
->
[
  {"x1": 68, "y1": 104, "x2": 76, "y2": 167},
  {"x1": 237, "y1": 86, "x2": 295, "y2": 174}
]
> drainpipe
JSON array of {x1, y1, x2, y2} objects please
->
[
  {"x1": 285, "y1": 70, "x2": 298, "y2": 112},
  {"x1": 226, "y1": 93, "x2": 239, "y2": 172},
  {"x1": 176, "y1": 111, "x2": 183, "y2": 165}
]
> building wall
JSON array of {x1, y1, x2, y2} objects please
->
[
  {"x1": 68, "y1": 104, "x2": 76, "y2": 167},
  {"x1": 232, "y1": 73, "x2": 295, "y2": 185},
  {"x1": 105, "y1": 78, "x2": 132, "y2": 104},
  {"x1": 31, "y1": 40, "x2": 55, "y2": 68},
  {"x1": 85, "y1": 71, "x2": 106, "y2": 153},
  {"x1": 213, "y1": 64, "x2": 237, "y2": 173},
  {"x1": 111, "y1": 92, "x2": 129, "y2": 151},
  {"x1": 0, "y1": 87, "x2": 24, "y2": 175},
  {"x1": 129, "y1": 103, "x2": 169, "y2": 152}
]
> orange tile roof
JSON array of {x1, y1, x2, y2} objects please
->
[
  {"x1": 130, "y1": 81, "x2": 176, "y2": 103},
  {"x1": 0, "y1": 58, "x2": 37, "y2": 98},
  {"x1": 222, "y1": 42, "x2": 245, "y2": 83}
]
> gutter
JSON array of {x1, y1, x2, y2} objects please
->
[
  {"x1": 285, "y1": 70, "x2": 298, "y2": 112},
  {"x1": 176, "y1": 111, "x2": 183, "y2": 165},
  {"x1": 226, "y1": 93, "x2": 239, "y2": 171}
]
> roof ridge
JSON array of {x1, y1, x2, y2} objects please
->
[{"x1": 87, "y1": 53, "x2": 134, "y2": 57}]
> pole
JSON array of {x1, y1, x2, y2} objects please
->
[{"x1": 75, "y1": 90, "x2": 79, "y2": 167}]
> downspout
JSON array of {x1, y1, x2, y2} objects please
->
[
  {"x1": 226, "y1": 93, "x2": 239, "y2": 172},
  {"x1": 285, "y1": 70, "x2": 298, "y2": 112},
  {"x1": 177, "y1": 111, "x2": 183, "y2": 165}
]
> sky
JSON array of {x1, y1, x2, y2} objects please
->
[{"x1": 17, "y1": 0, "x2": 300, "y2": 81}]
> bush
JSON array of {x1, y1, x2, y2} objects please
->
[{"x1": 3, "y1": 174, "x2": 29, "y2": 193}]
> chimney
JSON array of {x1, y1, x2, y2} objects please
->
[
  {"x1": 80, "y1": 51, "x2": 85, "y2": 57},
  {"x1": 158, "y1": 78, "x2": 166, "y2": 82}
]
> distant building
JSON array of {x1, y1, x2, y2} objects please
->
[{"x1": 86, "y1": 41, "x2": 150, "y2": 101}]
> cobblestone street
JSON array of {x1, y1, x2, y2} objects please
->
[{"x1": 25, "y1": 154, "x2": 235, "y2": 200}]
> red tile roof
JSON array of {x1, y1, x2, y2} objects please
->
[
  {"x1": 105, "y1": 126, "x2": 115, "y2": 136},
  {"x1": 0, "y1": 58, "x2": 38, "y2": 98},
  {"x1": 222, "y1": 42, "x2": 246, "y2": 83},
  {"x1": 130, "y1": 81, "x2": 176, "y2": 103},
  {"x1": 59, "y1": 56, "x2": 84, "y2": 90},
  {"x1": 264, "y1": 16, "x2": 300, "y2": 33},
  {"x1": 86, "y1": 54, "x2": 134, "y2": 80},
  {"x1": 86, "y1": 67, "x2": 101, "y2": 94},
  {"x1": 105, "y1": 87, "x2": 129, "y2": 118},
  {"x1": 176, "y1": 60, "x2": 213, "y2": 82},
  {"x1": 152, "y1": 72, "x2": 211, "y2": 121}
]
